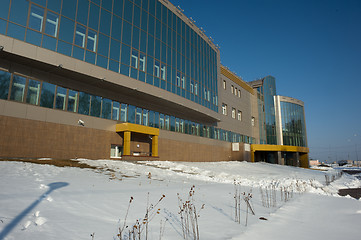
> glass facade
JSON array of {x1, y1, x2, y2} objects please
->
[
  {"x1": 280, "y1": 101, "x2": 307, "y2": 147},
  {"x1": 0, "y1": 68, "x2": 254, "y2": 144},
  {"x1": 0, "y1": 0, "x2": 218, "y2": 112},
  {"x1": 256, "y1": 76, "x2": 277, "y2": 144}
]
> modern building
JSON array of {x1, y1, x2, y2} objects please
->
[{"x1": 0, "y1": 0, "x2": 309, "y2": 167}]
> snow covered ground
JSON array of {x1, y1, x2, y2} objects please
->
[{"x1": 1, "y1": 160, "x2": 361, "y2": 240}]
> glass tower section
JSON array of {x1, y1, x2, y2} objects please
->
[
  {"x1": 0, "y1": 0, "x2": 219, "y2": 112},
  {"x1": 280, "y1": 101, "x2": 307, "y2": 147},
  {"x1": 256, "y1": 76, "x2": 277, "y2": 145}
]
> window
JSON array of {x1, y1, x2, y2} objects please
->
[
  {"x1": 90, "y1": 95, "x2": 101, "y2": 117},
  {"x1": 238, "y1": 89, "x2": 241, "y2": 98},
  {"x1": 26, "y1": 79, "x2": 41, "y2": 105},
  {"x1": 75, "y1": 24, "x2": 86, "y2": 48},
  {"x1": 131, "y1": 50, "x2": 139, "y2": 68},
  {"x1": 232, "y1": 108, "x2": 236, "y2": 119},
  {"x1": 231, "y1": 85, "x2": 234, "y2": 94},
  {"x1": 67, "y1": 90, "x2": 78, "y2": 112},
  {"x1": 101, "y1": 98, "x2": 112, "y2": 119},
  {"x1": 194, "y1": 83, "x2": 198, "y2": 95},
  {"x1": 112, "y1": 101, "x2": 120, "y2": 120},
  {"x1": 161, "y1": 64, "x2": 166, "y2": 80},
  {"x1": 190, "y1": 81, "x2": 194, "y2": 93},
  {"x1": 142, "y1": 109, "x2": 148, "y2": 126},
  {"x1": 176, "y1": 72, "x2": 180, "y2": 87},
  {"x1": 223, "y1": 80, "x2": 226, "y2": 89},
  {"x1": 45, "y1": 11, "x2": 59, "y2": 37},
  {"x1": 29, "y1": 5, "x2": 44, "y2": 32},
  {"x1": 110, "y1": 145, "x2": 122, "y2": 158},
  {"x1": 252, "y1": 117, "x2": 255, "y2": 126},
  {"x1": 181, "y1": 75, "x2": 185, "y2": 89},
  {"x1": 237, "y1": 111, "x2": 242, "y2": 121},
  {"x1": 139, "y1": 53, "x2": 146, "y2": 71},
  {"x1": 222, "y1": 103, "x2": 227, "y2": 115},
  {"x1": 40, "y1": 82, "x2": 55, "y2": 108},
  {"x1": 234, "y1": 87, "x2": 237, "y2": 96},
  {"x1": 87, "y1": 29, "x2": 97, "y2": 51},
  {"x1": 154, "y1": 61, "x2": 160, "y2": 78},
  {"x1": 55, "y1": 86, "x2": 67, "y2": 110},
  {"x1": 78, "y1": 92, "x2": 91, "y2": 115},
  {"x1": 0, "y1": 70, "x2": 11, "y2": 100},
  {"x1": 120, "y1": 103, "x2": 128, "y2": 122},
  {"x1": 10, "y1": 75, "x2": 26, "y2": 102},
  {"x1": 136, "y1": 107, "x2": 142, "y2": 124}
]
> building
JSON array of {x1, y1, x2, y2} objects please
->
[{"x1": 0, "y1": 0, "x2": 309, "y2": 167}]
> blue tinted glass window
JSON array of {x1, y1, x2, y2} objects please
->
[
  {"x1": 45, "y1": 12, "x2": 59, "y2": 37},
  {"x1": 0, "y1": 0, "x2": 10, "y2": 20},
  {"x1": 111, "y1": 15, "x2": 122, "y2": 40},
  {"x1": 75, "y1": 24, "x2": 86, "y2": 47},
  {"x1": 113, "y1": 0, "x2": 124, "y2": 18},
  {"x1": 32, "y1": 0, "x2": 46, "y2": 7},
  {"x1": 73, "y1": 46, "x2": 85, "y2": 60},
  {"x1": 58, "y1": 17, "x2": 74, "y2": 43},
  {"x1": 0, "y1": 19, "x2": 6, "y2": 35},
  {"x1": 100, "y1": 9, "x2": 111, "y2": 36},
  {"x1": 26, "y1": 79, "x2": 40, "y2": 105},
  {"x1": 148, "y1": 0, "x2": 155, "y2": 16},
  {"x1": 132, "y1": 27, "x2": 139, "y2": 49},
  {"x1": 155, "y1": 20, "x2": 161, "y2": 39},
  {"x1": 133, "y1": 5, "x2": 140, "y2": 28},
  {"x1": 96, "y1": 54, "x2": 108, "y2": 68},
  {"x1": 57, "y1": 40, "x2": 72, "y2": 56},
  {"x1": 101, "y1": 98, "x2": 112, "y2": 119},
  {"x1": 122, "y1": 21, "x2": 132, "y2": 45},
  {"x1": 40, "y1": 82, "x2": 55, "y2": 108},
  {"x1": 0, "y1": 70, "x2": 11, "y2": 100},
  {"x1": 67, "y1": 90, "x2": 78, "y2": 112},
  {"x1": 147, "y1": 56, "x2": 153, "y2": 75},
  {"x1": 146, "y1": 74, "x2": 153, "y2": 85},
  {"x1": 87, "y1": 29, "x2": 97, "y2": 52},
  {"x1": 97, "y1": 34, "x2": 109, "y2": 57},
  {"x1": 120, "y1": 103, "x2": 127, "y2": 122},
  {"x1": 120, "y1": 64, "x2": 129, "y2": 76},
  {"x1": 7, "y1": 23, "x2": 25, "y2": 41},
  {"x1": 140, "y1": 30, "x2": 147, "y2": 53},
  {"x1": 112, "y1": 101, "x2": 120, "y2": 120},
  {"x1": 142, "y1": 0, "x2": 149, "y2": 11},
  {"x1": 148, "y1": 110, "x2": 154, "y2": 127},
  {"x1": 76, "y1": 0, "x2": 89, "y2": 25},
  {"x1": 90, "y1": 95, "x2": 101, "y2": 117},
  {"x1": 9, "y1": 0, "x2": 28, "y2": 26},
  {"x1": 102, "y1": 0, "x2": 113, "y2": 11},
  {"x1": 89, "y1": 3, "x2": 100, "y2": 30},
  {"x1": 10, "y1": 74, "x2": 26, "y2": 102},
  {"x1": 26, "y1": 29, "x2": 42, "y2": 46},
  {"x1": 85, "y1": 50, "x2": 96, "y2": 64},
  {"x1": 123, "y1": 0, "x2": 133, "y2": 23},
  {"x1": 138, "y1": 71, "x2": 145, "y2": 82},
  {"x1": 78, "y1": 92, "x2": 90, "y2": 115},
  {"x1": 29, "y1": 5, "x2": 44, "y2": 31},
  {"x1": 62, "y1": 0, "x2": 76, "y2": 19},
  {"x1": 121, "y1": 44, "x2": 130, "y2": 65},
  {"x1": 55, "y1": 86, "x2": 67, "y2": 110},
  {"x1": 42, "y1": 35, "x2": 57, "y2": 51},
  {"x1": 127, "y1": 105, "x2": 136, "y2": 123},
  {"x1": 147, "y1": 35, "x2": 154, "y2": 57},
  {"x1": 110, "y1": 39, "x2": 120, "y2": 61},
  {"x1": 47, "y1": 1, "x2": 61, "y2": 13},
  {"x1": 92, "y1": 0, "x2": 101, "y2": 5},
  {"x1": 130, "y1": 67, "x2": 138, "y2": 79},
  {"x1": 140, "y1": 10, "x2": 148, "y2": 32},
  {"x1": 148, "y1": 15, "x2": 154, "y2": 36},
  {"x1": 109, "y1": 60, "x2": 120, "y2": 73}
]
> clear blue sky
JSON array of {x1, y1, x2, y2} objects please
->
[{"x1": 170, "y1": 0, "x2": 361, "y2": 162}]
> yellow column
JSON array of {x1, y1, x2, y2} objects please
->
[
  {"x1": 251, "y1": 150, "x2": 255, "y2": 162},
  {"x1": 123, "y1": 131, "x2": 131, "y2": 156},
  {"x1": 151, "y1": 135, "x2": 158, "y2": 157}
]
